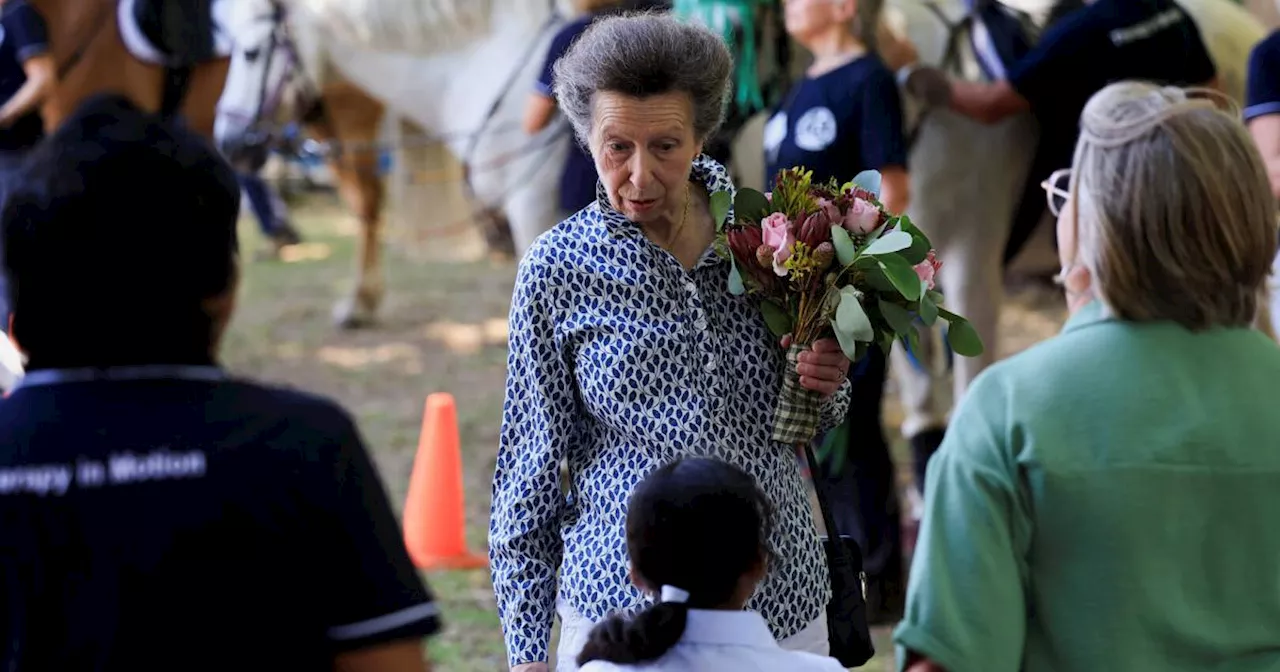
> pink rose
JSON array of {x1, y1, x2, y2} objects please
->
[
  {"x1": 760, "y1": 212, "x2": 795, "y2": 277},
  {"x1": 843, "y1": 197, "x2": 881, "y2": 235},
  {"x1": 913, "y1": 250, "x2": 943, "y2": 290}
]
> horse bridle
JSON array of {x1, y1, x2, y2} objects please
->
[{"x1": 232, "y1": 2, "x2": 328, "y2": 153}]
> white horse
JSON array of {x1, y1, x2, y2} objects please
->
[
  {"x1": 730, "y1": 0, "x2": 1265, "y2": 446},
  {"x1": 215, "y1": 0, "x2": 575, "y2": 328}
]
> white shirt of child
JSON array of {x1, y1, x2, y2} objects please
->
[{"x1": 577, "y1": 609, "x2": 847, "y2": 672}]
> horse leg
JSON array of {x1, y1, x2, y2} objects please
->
[{"x1": 308, "y1": 81, "x2": 386, "y2": 329}]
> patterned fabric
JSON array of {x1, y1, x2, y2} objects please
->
[
  {"x1": 489, "y1": 154, "x2": 851, "y2": 667},
  {"x1": 773, "y1": 342, "x2": 824, "y2": 445}
]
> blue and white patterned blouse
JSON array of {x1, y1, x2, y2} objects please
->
[{"x1": 489, "y1": 155, "x2": 851, "y2": 667}]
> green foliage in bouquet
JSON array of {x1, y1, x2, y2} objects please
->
[{"x1": 710, "y1": 167, "x2": 984, "y2": 445}]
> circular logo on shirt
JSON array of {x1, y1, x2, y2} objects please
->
[
  {"x1": 763, "y1": 111, "x2": 787, "y2": 164},
  {"x1": 794, "y1": 106, "x2": 838, "y2": 152}
]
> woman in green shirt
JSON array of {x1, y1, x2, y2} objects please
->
[{"x1": 895, "y1": 81, "x2": 1280, "y2": 672}]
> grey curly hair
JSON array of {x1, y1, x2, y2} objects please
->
[{"x1": 551, "y1": 12, "x2": 733, "y2": 148}]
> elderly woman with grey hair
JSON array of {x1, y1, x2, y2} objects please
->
[
  {"x1": 895, "y1": 81, "x2": 1280, "y2": 672},
  {"x1": 488, "y1": 12, "x2": 854, "y2": 672}
]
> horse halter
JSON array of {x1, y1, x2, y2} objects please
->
[{"x1": 230, "y1": 2, "x2": 325, "y2": 158}]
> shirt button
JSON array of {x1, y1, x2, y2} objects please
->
[
  {"x1": 705, "y1": 358, "x2": 717, "y2": 372},
  {"x1": 695, "y1": 318, "x2": 708, "y2": 331}
]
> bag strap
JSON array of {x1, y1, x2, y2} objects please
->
[{"x1": 803, "y1": 440, "x2": 854, "y2": 568}]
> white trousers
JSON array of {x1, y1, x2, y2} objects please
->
[{"x1": 552, "y1": 598, "x2": 829, "y2": 672}]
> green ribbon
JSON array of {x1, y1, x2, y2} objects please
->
[{"x1": 672, "y1": 0, "x2": 772, "y2": 115}]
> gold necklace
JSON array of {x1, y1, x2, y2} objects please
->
[{"x1": 661, "y1": 182, "x2": 692, "y2": 251}]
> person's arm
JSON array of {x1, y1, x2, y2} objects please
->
[
  {"x1": 523, "y1": 94, "x2": 558, "y2": 135},
  {"x1": 311, "y1": 412, "x2": 440, "y2": 671},
  {"x1": 892, "y1": 371, "x2": 1031, "y2": 672},
  {"x1": 863, "y1": 65, "x2": 912, "y2": 214},
  {"x1": 335, "y1": 640, "x2": 430, "y2": 672},
  {"x1": 523, "y1": 23, "x2": 576, "y2": 135},
  {"x1": 0, "y1": 6, "x2": 54, "y2": 128},
  {"x1": 490, "y1": 253, "x2": 578, "y2": 670},
  {"x1": 948, "y1": 79, "x2": 1030, "y2": 125},
  {"x1": 1249, "y1": 116, "x2": 1280, "y2": 201}
]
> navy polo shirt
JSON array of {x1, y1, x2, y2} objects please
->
[
  {"x1": 763, "y1": 55, "x2": 907, "y2": 189},
  {"x1": 0, "y1": 367, "x2": 441, "y2": 670},
  {"x1": 0, "y1": 0, "x2": 47, "y2": 151},
  {"x1": 1007, "y1": 0, "x2": 1216, "y2": 166},
  {"x1": 1245, "y1": 31, "x2": 1280, "y2": 123},
  {"x1": 537, "y1": 14, "x2": 600, "y2": 215}
]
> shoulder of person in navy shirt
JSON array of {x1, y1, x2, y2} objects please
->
[
  {"x1": 0, "y1": 0, "x2": 55, "y2": 154},
  {"x1": 904, "y1": 0, "x2": 1219, "y2": 127},
  {"x1": 764, "y1": 0, "x2": 909, "y2": 213},
  {"x1": 523, "y1": 0, "x2": 625, "y2": 217},
  {"x1": 0, "y1": 94, "x2": 440, "y2": 672},
  {"x1": 1245, "y1": 30, "x2": 1280, "y2": 200}
]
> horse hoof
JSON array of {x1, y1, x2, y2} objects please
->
[{"x1": 332, "y1": 299, "x2": 377, "y2": 330}]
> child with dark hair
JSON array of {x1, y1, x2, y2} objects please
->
[{"x1": 575, "y1": 457, "x2": 844, "y2": 672}]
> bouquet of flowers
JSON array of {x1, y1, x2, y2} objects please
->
[{"x1": 709, "y1": 167, "x2": 985, "y2": 446}]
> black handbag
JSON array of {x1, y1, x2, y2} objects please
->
[{"x1": 804, "y1": 441, "x2": 876, "y2": 667}]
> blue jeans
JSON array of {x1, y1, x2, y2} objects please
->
[{"x1": 237, "y1": 171, "x2": 291, "y2": 238}]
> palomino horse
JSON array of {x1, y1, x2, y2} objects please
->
[
  {"x1": 215, "y1": 0, "x2": 575, "y2": 328},
  {"x1": 0, "y1": 0, "x2": 238, "y2": 393}
]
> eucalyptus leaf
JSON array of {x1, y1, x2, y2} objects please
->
[
  {"x1": 878, "y1": 299, "x2": 915, "y2": 336},
  {"x1": 760, "y1": 299, "x2": 793, "y2": 338},
  {"x1": 709, "y1": 190, "x2": 732, "y2": 232},
  {"x1": 733, "y1": 188, "x2": 771, "y2": 223},
  {"x1": 879, "y1": 329, "x2": 897, "y2": 358},
  {"x1": 862, "y1": 264, "x2": 895, "y2": 293},
  {"x1": 862, "y1": 229, "x2": 913, "y2": 256},
  {"x1": 830, "y1": 226, "x2": 857, "y2": 266},
  {"x1": 926, "y1": 289, "x2": 946, "y2": 305},
  {"x1": 902, "y1": 232, "x2": 931, "y2": 265},
  {"x1": 727, "y1": 259, "x2": 745, "y2": 296},
  {"x1": 831, "y1": 318, "x2": 859, "y2": 361},
  {"x1": 835, "y1": 287, "x2": 874, "y2": 343},
  {"x1": 919, "y1": 294, "x2": 939, "y2": 326},
  {"x1": 946, "y1": 317, "x2": 986, "y2": 357},
  {"x1": 907, "y1": 324, "x2": 922, "y2": 359},
  {"x1": 853, "y1": 169, "x2": 882, "y2": 197},
  {"x1": 878, "y1": 255, "x2": 923, "y2": 301}
]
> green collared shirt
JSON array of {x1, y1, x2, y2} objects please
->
[{"x1": 894, "y1": 300, "x2": 1280, "y2": 671}]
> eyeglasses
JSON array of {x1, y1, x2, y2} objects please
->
[{"x1": 1040, "y1": 168, "x2": 1072, "y2": 217}]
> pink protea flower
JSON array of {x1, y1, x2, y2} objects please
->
[{"x1": 914, "y1": 250, "x2": 943, "y2": 290}]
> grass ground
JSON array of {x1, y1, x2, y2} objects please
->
[{"x1": 220, "y1": 190, "x2": 1066, "y2": 671}]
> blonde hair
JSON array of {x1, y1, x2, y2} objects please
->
[
  {"x1": 1068, "y1": 81, "x2": 1278, "y2": 330},
  {"x1": 576, "y1": 0, "x2": 622, "y2": 11}
]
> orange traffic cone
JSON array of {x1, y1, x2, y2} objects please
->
[{"x1": 403, "y1": 393, "x2": 488, "y2": 570}]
